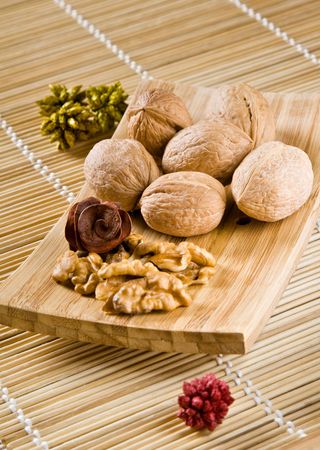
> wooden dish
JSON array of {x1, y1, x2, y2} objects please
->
[{"x1": 0, "y1": 79, "x2": 319, "y2": 355}]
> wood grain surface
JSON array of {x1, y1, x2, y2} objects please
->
[{"x1": 1, "y1": 78, "x2": 319, "y2": 356}]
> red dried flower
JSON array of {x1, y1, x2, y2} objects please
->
[{"x1": 177, "y1": 373, "x2": 234, "y2": 431}]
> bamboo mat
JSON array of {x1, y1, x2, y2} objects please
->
[{"x1": 1, "y1": 0, "x2": 320, "y2": 448}]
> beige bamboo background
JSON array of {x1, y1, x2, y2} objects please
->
[{"x1": 0, "y1": 0, "x2": 320, "y2": 448}]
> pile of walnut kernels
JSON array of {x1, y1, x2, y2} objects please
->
[{"x1": 53, "y1": 234, "x2": 215, "y2": 314}]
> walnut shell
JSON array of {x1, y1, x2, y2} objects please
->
[
  {"x1": 208, "y1": 83, "x2": 276, "y2": 147},
  {"x1": 231, "y1": 141, "x2": 314, "y2": 222},
  {"x1": 84, "y1": 139, "x2": 160, "y2": 211},
  {"x1": 162, "y1": 119, "x2": 253, "y2": 184},
  {"x1": 140, "y1": 171, "x2": 226, "y2": 237},
  {"x1": 127, "y1": 88, "x2": 192, "y2": 159}
]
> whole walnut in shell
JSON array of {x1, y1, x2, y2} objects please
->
[
  {"x1": 162, "y1": 119, "x2": 253, "y2": 184},
  {"x1": 208, "y1": 83, "x2": 275, "y2": 148},
  {"x1": 84, "y1": 139, "x2": 160, "y2": 211},
  {"x1": 140, "y1": 171, "x2": 226, "y2": 237},
  {"x1": 127, "y1": 88, "x2": 192, "y2": 159},
  {"x1": 231, "y1": 141, "x2": 314, "y2": 222}
]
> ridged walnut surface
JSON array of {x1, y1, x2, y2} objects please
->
[
  {"x1": 127, "y1": 88, "x2": 192, "y2": 158},
  {"x1": 0, "y1": 79, "x2": 319, "y2": 356},
  {"x1": 162, "y1": 119, "x2": 253, "y2": 184},
  {"x1": 208, "y1": 83, "x2": 276, "y2": 148},
  {"x1": 140, "y1": 171, "x2": 226, "y2": 236},
  {"x1": 232, "y1": 141, "x2": 314, "y2": 222},
  {"x1": 84, "y1": 138, "x2": 160, "y2": 211}
]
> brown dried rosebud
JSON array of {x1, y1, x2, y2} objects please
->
[{"x1": 65, "y1": 197, "x2": 131, "y2": 253}]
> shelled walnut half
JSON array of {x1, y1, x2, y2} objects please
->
[
  {"x1": 52, "y1": 251, "x2": 104, "y2": 294},
  {"x1": 112, "y1": 272, "x2": 192, "y2": 314},
  {"x1": 52, "y1": 233, "x2": 217, "y2": 314}
]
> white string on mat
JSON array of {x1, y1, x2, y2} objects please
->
[
  {"x1": 53, "y1": 0, "x2": 153, "y2": 81},
  {"x1": 1, "y1": 3, "x2": 149, "y2": 439},
  {"x1": 0, "y1": 383, "x2": 49, "y2": 449},
  {"x1": 215, "y1": 355, "x2": 307, "y2": 437},
  {"x1": 0, "y1": 116, "x2": 76, "y2": 204},
  {"x1": 229, "y1": 0, "x2": 320, "y2": 67}
]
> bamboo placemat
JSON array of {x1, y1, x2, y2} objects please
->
[{"x1": 1, "y1": 0, "x2": 319, "y2": 448}]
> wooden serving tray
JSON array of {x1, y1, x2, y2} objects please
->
[{"x1": 1, "y1": 79, "x2": 319, "y2": 355}]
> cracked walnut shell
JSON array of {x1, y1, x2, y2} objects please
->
[
  {"x1": 208, "y1": 83, "x2": 276, "y2": 148},
  {"x1": 162, "y1": 119, "x2": 253, "y2": 184},
  {"x1": 127, "y1": 88, "x2": 192, "y2": 159},
  {"x1": 84, "y1": 139, "x2": 160, "y2": 211},
  {"x1": 231, "y1": 141, "x2": 314, "y2": 222},
  {"x1": 140, "y1": 171, "x2": 226, "y2": 237}
]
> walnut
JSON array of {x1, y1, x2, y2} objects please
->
[
  {"x1": 127, "y1": 89, "x2": 192, "y2": 159},
  {"x1": 71, "y1": 258, "x2": 92, "y2": 285},
  {"x1": 175, "y1": 270, "x2": 194, "y2": 285},
  {"x1": 52, "y1": 250, "x2": 102, "y2": 295},
  {"x1": 140, "y1": 172, "x2": 226, "y2": 237},
  {"x1": 53, "y1": 235, "x2": 217, "y2": 315},
  {"x1": 174, "y1": 264, "x2": 199, "y2": 285},
  {"x1": 52, "y1": 251, "x2": 78, "y2": 283},
  {"x1": 123, "y1": 233, "x2": 143, "y2": 252},
  {"x1": 134, "y1": 240, "x2": 176, "y2": 257},
  {"x1": 70, "y1": 256, "x2": 103, "y2": 295},
  {"x1": 104, "y1": 245, "x2": 130, "y2": 264},
  {"x1": 231, "y1": 141, "x2": 314, "y2": 222},
  {"x1": 112, "y1": 272, "x2": 192, "y2": 314},
  {"x1": 208, "y1": 83, "x2": 276, "y2": 148},
  {"x1": 113, "y1": 280, "x2": 148, "y2": 314},
  {"x1": 84, "y1": 139, "x2": 160, "y2": 211},
  {"x1": 146, "y1": 272, "x2": 191, "y2": 306},
  {"x1": 95, "y1": 276, "x2": 127, "y2": 301},
  {"x1": 140, "y1": 291, "x2": 181, "y2": 313},
  {"x1": 189, "y1": 266, "x2": 216, "y2": 285},
  {"x1": 98, "y1": 259, "x2": 159, "y2": 279},
  {"x1": 134, "y1": 239, "x2": 215, "y2": 269},
  {"x1": 148, "y1": 249, "x2": 192, "y2": 272},
  {"x1": 87, "y1": 253, "x2": 104, "y2": 272},
  {"x1": 178, "y1": 242, "x2": 216, "y2": 267},
  {"x1": 162, "y1": 119, "x2": 253, "y2": 184},
  {"x1": 74, "y1": 272, "x2": 100, "y2": 295},
  {"x1": 142, "y1": 241, "x2": 216, "y2": 285}
]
